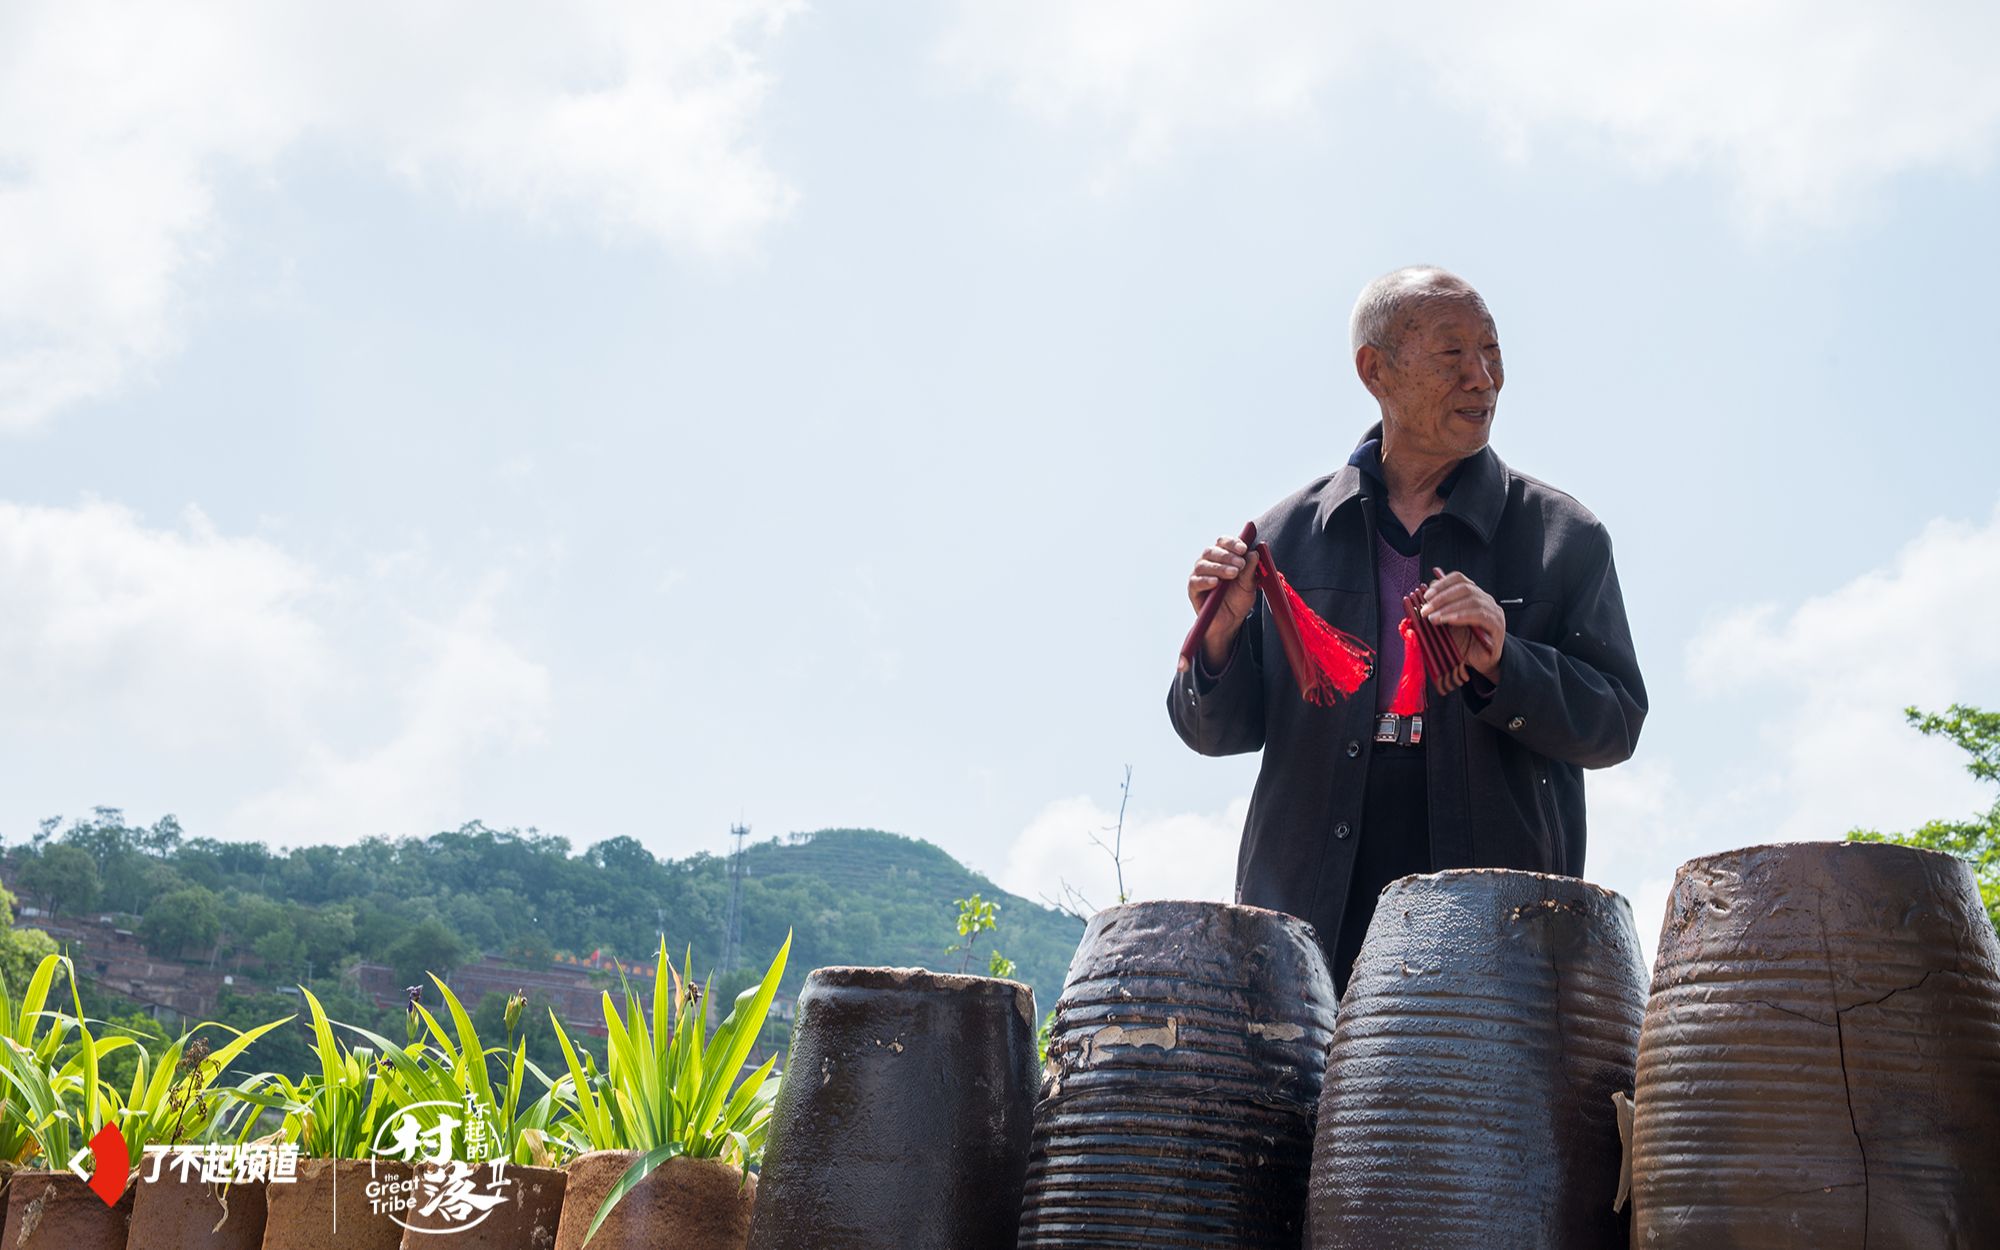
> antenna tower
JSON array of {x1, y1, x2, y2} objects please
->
[{"x1": 721, "y1": 822, "x2": 750, "y2": 974}]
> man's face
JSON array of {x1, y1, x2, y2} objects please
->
[{"x1": 1361, "y1": 295, "x2": 1503, "y2": 460}]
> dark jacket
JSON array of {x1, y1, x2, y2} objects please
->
[{"x1": 1167, "y1": 426, "x2": 1646, "y2": 955}]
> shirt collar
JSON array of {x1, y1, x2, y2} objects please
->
[{"x1": 1313, "y1": 421, "x2": 1509, "y2": 544}]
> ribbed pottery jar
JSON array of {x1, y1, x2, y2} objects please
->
[
  {"x1": 1017, "y1": 900, "x2": 1339, "y2": 1249},
  {"x1": 1631, "y1": 841, "x2": 2000, "y2": 1247},
  {"x1": 1309, "y1": 869, "x2": 1646, "y2": 1250},
  {"x1": 747, "y1": 966, "x2": 1037, "y2": 1250}
]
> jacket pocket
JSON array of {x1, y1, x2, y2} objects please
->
[{"x1": 1500, "y1": 598, "x2": 1559, "y2": 646}]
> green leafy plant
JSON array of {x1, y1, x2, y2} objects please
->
[
  {"x1": 947, "y1": 894, "x2": 1001, "y2": 974},
  {"x1": 0, "y1": 953, "x2": 75, "y2": 1165},
  {"x1": 550, "y1": 933, "x2": 790, "y2": 1245},
  {"x1": 110, "y1": 1015, "x2": 292, "y2": 1166},
  {"x1": 0, "y1": 953, "x2": 137, "y2": 1168},
  {"x1": 247, "y1": 986, "x2": 399, "y2": 1159},
  {"x1": 343, "y1": 974, "x2": 566, "y2": 1167}
]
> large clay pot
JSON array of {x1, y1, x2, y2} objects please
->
[
  {"x1": 748, "y1": 966, "x2": 1037, "y2": 1250},
  {"x1": 554, "y1": 1151, "x2": 753, "y2": 1250},
  {"x1": 397, "y1": 1161, "x2": 565, "y2": 1249},
  {"x1": 261, "y1": 1158, "x2": 410, "y2": 1250},
  {"x1": 1631, "y1": 840, "x2": 2000, "y2": 1247},
  {"x1": 128, "y1": 1173, "x2": 266, "y2": 1249},
  {"x1": 1017, "y1": 901, "x2": 1338, "y2": 1249},
  {"x1": 1, "y1": 1169, "x2": 135, "y2": 1249},
  {"x1": 1308, "y1": 869, "x2": 1646, "y2": 1249}
]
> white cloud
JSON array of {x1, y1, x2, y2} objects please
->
[
  {"x1": 937, "y1": 1, "x2": 1351, "y2": 174},
  {"x1": 1687, "y1": 503, "x2": 2000, "y2": 844},
  {"x1": 940, "y1": 1, "x2": 2000, "y2": 222},
  {"x1": 1002, "y1": 793, "x2": 1244, "y2": 914},
  {"x1": 1588, "y1": 505, "x2": 2000, "y2": 967},
  {"x1": 0, "y1": 0, "x2": 800, "y2": 428},
  {"x1": 0, "y1": 500, "x2": 549, "y2": 843}
]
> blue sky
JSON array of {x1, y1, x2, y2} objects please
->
[{"x1": 4, "y1": 2, "x2": 1998, "y2": 957}]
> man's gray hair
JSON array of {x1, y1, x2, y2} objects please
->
[{"x1": 1349, "y1": 265, "x2": 1487, "y2": 357}]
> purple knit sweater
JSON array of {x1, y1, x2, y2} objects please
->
[{"x1": 1375, "y1": 533, "x2": 1420, "y2": 713}]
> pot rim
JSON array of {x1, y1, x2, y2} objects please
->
[
  {"x1": 1384, "y1": 867, "x2": 1630, "y2": 904},
  {"x1": 1089, "y1": 898, "x2": 1309, "y2": 924},
  {"x1": 1673, "y1": 837, "x2": 1969, "y2": 874},
  {"x1": 806, "y1": 965, "x2": 1031, "y2": 999}
]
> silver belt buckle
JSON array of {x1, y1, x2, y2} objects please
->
[{"x1": 1374, "y1": 713, "x2": 1425, "y2": 746}]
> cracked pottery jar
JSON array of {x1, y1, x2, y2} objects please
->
[
  {"x1": 746, "y1": 966, "x2": 1037, "y2": 1250},
  {"x1": 1017, "y1": 900, "x2": 1339, "y2": 1249},
  {"x1": 128, "y1": 1173, "x2": 266, "y2": 1250},
  {"x1": 1631, "y1": 841, "x2": 2000, "y2": 1248},
  {"x1": 1309, "y1": 869, "x2": 1647, "y2": 1250},
  {"x1": 398, "y1": 1162, "x2": 565, "y2": 1249},
  {"x1": 554, "y1": 1152, "x2": 754, "y2": 1250},
  {"x1": 0, "y1": 1170, "x2": 134, "y2": 1250}
]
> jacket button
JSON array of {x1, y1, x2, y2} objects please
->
[
  {"x1": 1334, "y1": 822, "x2": 1351, "y2": 840},
  {"x1": 1508, "y1": 716, "x2": 1526, "y2": 731},
  {"x1": 1345, "y1": 740, "x2": 1361, "y2": 758}
]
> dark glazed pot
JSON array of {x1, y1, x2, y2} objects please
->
[
  {"x1": 398, "y1": 1161, "x2": 565, "y2": 1249},
  {"x1": 1017, "y1": 900, "x2": 1338, "y2": 1249},
  {"x1": 129, "y1": 1173, "x2": 266, "y2": 1249},
  {"x1": 1309, "y1": 869, "x2": 1646, "y2": 1249},
  {"x1": 553, "y1": 1151, "x2": 753, "y2": 1250},
  {"x1": 1, "y1": 1170, "x2": 135, "y2": 1249},
  {"x1": 260, "y1": 1158, "x2": 410, "y2": 1250},
  {"x1": 747, "y1": 966, "x2": 1037, "y2": 1250},
  {"x1": 1631, "y1": 841, "x2": 2000, "y2": 1247}
]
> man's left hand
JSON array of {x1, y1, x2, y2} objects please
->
[{"x1": 1421, "y1": 568, "x2": 1505, "y2": 683}]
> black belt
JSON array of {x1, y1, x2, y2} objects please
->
[{"x1": 1373, "y1": 712, "x2": 1424, "y2": 746}]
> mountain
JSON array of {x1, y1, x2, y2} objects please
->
[
  {"x1": 3, "y1": 814, "x2": 1086, "y2": 1025},
  {"x1": 736, "y1": 828, "x2": 1083, "y2": 1013}
]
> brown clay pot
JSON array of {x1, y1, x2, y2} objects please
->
[
  {"x1": 1, "y1": 1169, "x2": 135, "y2": 1249},
  {"x1": 1018, "y1": 901, "x2": 1339, "y2": 1249},
  {"x1": 1308, "y1": 869, "x2": 1647, "y2": 1249},
  {"x1": 747, "y1": 966, "x2": 1037, "y2": 1250},
  {"x1": 128, "y1": 1172, "x2": 266, "y2": 1249},
  {"x1": 554, "y1": 1151, "x2": 753, "y2": 1250},
  {"x1": 260, "y1": 1158, "x2": 410, "y2": 1250},
  {"x1": 1631, "y1": 841, "x2": 2000, "y2": 1247},
  {"x1": 393, "y1": 1160, "x2": 564, "y2": 1249}
]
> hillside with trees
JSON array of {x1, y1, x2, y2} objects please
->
[{"x1": 1, "y1": 813, "x2": 1085, "y2": 1077}]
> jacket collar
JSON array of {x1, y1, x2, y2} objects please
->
[{"x1": 1312, "y1": 421, "x2": 1508, "y2": 544}]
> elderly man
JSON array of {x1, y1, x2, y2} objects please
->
[{"x1": 1168, "y1": 266, "x2": 1646, "y2": 996}]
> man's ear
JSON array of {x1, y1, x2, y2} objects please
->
[{"x1": 1355, "y1": 344, "x2": 1388, "y2": 399}]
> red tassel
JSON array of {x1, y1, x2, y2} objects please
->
[
  {"x1": 1389, "y1": 616, "x2": 1428, "y2": 715},
  {"x1": 1277, "y1": 575, "x2": 1373, "y2": 704},
  {"x1": 1252, "y1": 543, "x2": 1373, "y2": 706}
]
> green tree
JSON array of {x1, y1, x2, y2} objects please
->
[
  {"x1": 1849, "y1": 704, "x2": 2000, "y2": 930},
  {"x1": 946, "y1": 893, "x2": 1001, "y2": 974},
  {"x1": 21, "y1": 843, "x2": 100, "y2": 917},
  {"x1": 389, "y1": 916, "x2": 468, "y2": 986},
  {"x1": 0, "y1": 883, "x2": 58, "y2": 993},
  {"x1": 139, "y1": 886, "x2": 223, "y2": 957}
]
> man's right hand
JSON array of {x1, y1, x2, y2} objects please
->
[{"x1": 1187, "y1": 536, "x2": 1260, "y2": 668}]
